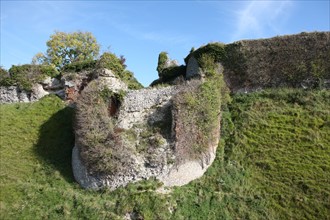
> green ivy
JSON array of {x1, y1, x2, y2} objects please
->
[
  {"x1": 174, "y1": 73, "x2": 230, "y2": 161},
  {"x1": 184, "y1": 42, "x2": 226, "y2": 65}
]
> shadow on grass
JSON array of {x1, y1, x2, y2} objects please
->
[{"x1": 34, "y1": 106, "x2": 75, "y2": 183}]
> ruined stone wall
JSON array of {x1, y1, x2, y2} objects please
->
[
  {"x1": 185, "y1": 32, "x2": 330, "y2": 92},
  {"x1": 224, "y1": 31, "x2": 330, "y2": 91}
]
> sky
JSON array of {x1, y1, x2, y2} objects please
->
[{"x1": 1, "y1": 1, "x2": 329, "y2": 86}]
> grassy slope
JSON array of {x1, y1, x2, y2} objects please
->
[
  {"x1": 0, "y1": 90, "x2": 329, "y2": 219},
  {"x1": 222, "y1": 89, "x2": 330, "y2": 219},
  {"x1": 0, "y1": 96, "x2": 171, "y2": 219}
]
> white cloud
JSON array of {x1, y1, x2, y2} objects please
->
[{"x1": 231, "y1": 1, "x2": 293, "y2": 41}]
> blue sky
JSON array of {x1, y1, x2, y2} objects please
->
[{"x1": 1, "y1": 1, "x2": 329, "y2": 86}]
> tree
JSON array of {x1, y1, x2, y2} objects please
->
[
  {"x1": 33, "y1": 31, "x2": 100, "y2": 69},
  {"x1": 31, "y1": 52, "x2": 47, "y2": 65}
]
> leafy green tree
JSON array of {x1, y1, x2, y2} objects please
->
[
  {"x1": 33, "y1": 31, "x2": 100, "y2": 68},
  {"x1": 31, "y1": 52, "x2": 47, "y2": 65}
]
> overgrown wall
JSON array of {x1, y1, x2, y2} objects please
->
[{"x1": 187, "y1": 32, "x2": 330, "y2": 91}]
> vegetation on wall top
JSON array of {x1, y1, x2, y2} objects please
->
[
  {"x1": 1, "y1": 30, "x2": 143, "y2": 91},
  {"x1": 156, "y1": 51, "x2": 168, "y2": 77},
  {"x1": 61, "y1": 52, "x2": 143, "y2": 90},
  {"x1": 186, "y1": 32, "x2": 330, "y2": 90},
  {"x1": 0, "y1": 64, "x2": 59, "y2": 91},
  {"x1": 151, "y1": 52, "x2": 185, "y2": 87}
]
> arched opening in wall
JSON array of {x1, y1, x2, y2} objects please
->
[{"x1": 108, "y1": 96, "x2": 121, "y2": 118}]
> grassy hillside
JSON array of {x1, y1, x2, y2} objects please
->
[
  {"x1": 221, "y1": 89, "x2": 330, "y2": 219},
  {"x1": 0, "y1": 89, "x2": 329, "y2": 219}
]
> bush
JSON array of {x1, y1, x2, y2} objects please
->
[
  {"x1": 159, "y1": 65, "x2": 186, "y2": 81},
  {"x1": 0, "y1": 66, "x2": 9, "y2": 77},
  {"x1": 97, "y1": 52, "x2": 125, "y2": 78},
  {"x1": 121, "y1": 70, "x2": 143, "y2": 90},
  {"x1": 173, "y1": 73, "x2": 229, "y2": 163},
  {"x1": 96, "y1": 52, "x2": 143, "y2": 90},
  {"x1": 62, "y1": 60, "x2": 97, "y2": 72},
  {"x1": 0, "y1": 67, "x2": 14, "y2": 86},
  {"x1": 152, "y1": 51, "x2": 185, "y2": 87},
  {"x1": 75, "y1": 82, "x2": 133, "y2": 175},
  {"x1": 199, "y1": 54, "x2": 218, "y2": 77},
  {"x1": 7, "y1": 64, "x2": 59, "y2": 91},
  {"x1": 99, "y1": 87, "x2": 127, "y2": 104},
  {"x1": 40, "y1": 65, "x2": 59, "y2": 78},
  {"x1": 184, "y1": 42, "x2": 226, "y2": 65},
  {"x1": 156, "y1": 52, "x2": 168, "y2": 76},
  {"x1": 172, "y1": 51, "x2": 230, "y2": 162}
]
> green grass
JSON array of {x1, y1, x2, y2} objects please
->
[
  {"x1": 224, "y1": 89, "x2": 330, "y2": 219},
  {"x1": 0, "y1": 95, "x2": 171, "y2": 219},
  {"x1": 0, "y1": 89, "x2": 329, "y2": 219}
]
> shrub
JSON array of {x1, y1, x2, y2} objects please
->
[
  {"x1": 156, "y1": 52, "x2": 168, "y2": 76},
  {"x1": 310, "y1": 59, "x2": 328, "y2": 88},
  {"x1": 0, "y1": 66, "x2": 9, "y2": 77},
  {"x1": 61, "y1": 52, "x2": 143, "y2": 90},
  {"x1": 152, "y1": 51, "x2": 185, "y2": 87},
  {"x1": 97, "y1": 52, "x2": 125, "y2": 78},
  {"x1": 121, "y1": 70, "x2": 143, "y2": 90},
  {"x1": 62, "y1": 60, "x2": 97, "y2": 72},
  {"x1": 7, "y1": 64, "x2": 59, "y2": 91},
  {"x1": 75, "y1": 81, "x2": 133, "y2": 175},
  {"x1": 99, "y1": 86, "x2": 127, "y2": 111},
  {"x1": 199, "y1": 54, "x2": 218, "y2": 77},
  {"x1": 159, "y1": 65, "x2": 186, "y2": 81},
  {"x1": 96, "y1": 52, "x2": 143, "y2": 90},
  {"x1": 184, "y1": 42, "x2": 226, "y2": 65},
  {"x1": 173, "y1": 73, "x2": 229, "y2": 163},
  {"x1": 0, "y1": 67, "x2": 14, "y2": 86}
]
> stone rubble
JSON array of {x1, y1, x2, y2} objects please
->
[
  {"x1": 96, "y1": 68, "x2": 128, "y2": 92},
  {"x1": 0, "y1": 68, "x2": 127, "y2": 104},
  {"x1": 0, "y1": 86, "x2": 24, "y2": 103}
]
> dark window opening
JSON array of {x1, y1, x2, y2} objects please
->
[{"x1": 108, "y1": 96, "x2": 121, "y2": 117}]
